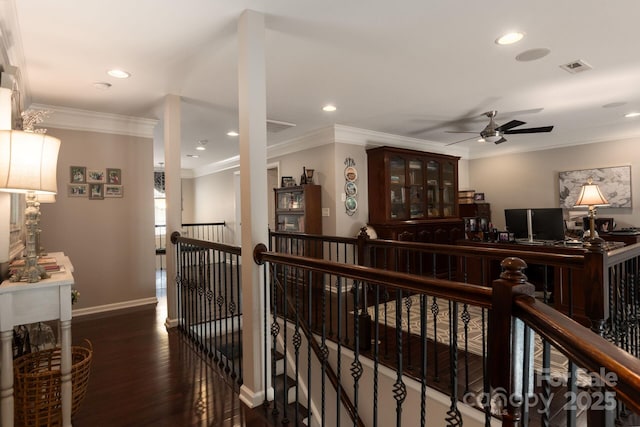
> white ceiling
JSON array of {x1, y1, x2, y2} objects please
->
[{"x1": 4, "y1": 0, "x2": 640, "y2": 172}]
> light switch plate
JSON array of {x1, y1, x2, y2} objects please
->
[{"x1": 322, "y1": 208, "x2": 330, "y2": 217}]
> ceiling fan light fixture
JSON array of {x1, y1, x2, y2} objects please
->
[
  {"x1": 496, "y1": 32, "x2": 525, "y2": 45},
  {"x1": 484, "y1": 134, "x2": 503, "y2": 144}
]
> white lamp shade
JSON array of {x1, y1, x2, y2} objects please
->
[
  {"x1": 0, "y1": 130, "x2": 61, "y2": 194},
  {"x1": 574, "y1": 182, "x2": 609, "y2": 207}
]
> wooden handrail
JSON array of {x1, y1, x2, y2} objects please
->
[
  {"x1": 171, "y1": 232, "x2": 241, "y2": 255},
  {"x1": 181, "y1": 221, "x2": 226, "y2": 227},
  {"x1": 514, "y1": 295, "x2": 640, "y2": 415},
  {"x1": 254, "y1": 244, "x2": 493, "y2": 309}
]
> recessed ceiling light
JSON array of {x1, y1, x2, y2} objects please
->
[
  {"x1": 107, "y1": 69, "x2": 131, "y2": 79},
  {"x1": 625, "y1": 112, "x2": 640, "y2": 118},
  {"x1": 92, "y1": 82, "x2": 112, "y2": 90},
  {"x1": 186, "y1": 154, "x2": 199, "y2": 158},
  {"x1": 195, "y1": 146, "x2": 206, "y2": 151},
  {"x1": 495, "y1": 32, "x2": 525, "y2": 45},
  {"x1": 226, "y1": 131, "x2": 239, "y2": 137},
  {"x1": 322, "y1": 105, "x2": 337, "y2": 112}
]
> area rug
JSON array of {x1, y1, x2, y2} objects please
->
[{"x1": 366, "y1": 294, "x2": 590, "y2": 386}]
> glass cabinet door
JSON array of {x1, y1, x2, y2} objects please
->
[
  {"x1": 278, "y1": 190, "x2": 304, "y2": 210},
  {"x1": 426, "y1": 160, "x2": 440, "y2": 217},
  {"x1": 442, "y1": 161, "x2": 455, "y2": 217},
  {"x1": 389, "y1": 157, "x2": 406, "y2": 219},
  {"x1": 408, "y1": 159, "x2": 424, "y2": 218}
]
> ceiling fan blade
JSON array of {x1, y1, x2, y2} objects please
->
[
  {"x1": 445, "y1": 135, "x2": 479, "y2": 146},
  {"x1": 504, "y1": 125, "x2": 554, "y2": 134},
  {"x1": 496, "y1": 120, "x2": 526, "y2": 132},
  {"x1": 494, "y1": 137, "x2": 508, "y2": 145}
]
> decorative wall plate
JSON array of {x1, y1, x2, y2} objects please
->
[
  {"x1": 344, "y1": 166, "x2": 358, "y2": 182},
  {"x1": 345, "y1": 196, "x2": 357, "y2": 212},
  {"x1": 345, "y1": 181, "x2": 357, "y2": 196}
]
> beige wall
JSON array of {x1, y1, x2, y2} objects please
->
[
  {"x1": 40, "y1": 128, "x2": 156, "y2": 310},
  {"x1": 190, "y1": 168, "x2": 237, "y2": 243},
  {"x1": 468, "y1": 137, "x2": 639, "y2": 230},
  {"x1": 271, "y1": 144, "x2": 337, "y2": 235},
  {"x1": 181, "y1": 178, "x2": 195, "y2": 223}
]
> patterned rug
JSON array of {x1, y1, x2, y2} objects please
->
[{"x1": 366, "y1": 294, "x2": 589, "y2": 386}]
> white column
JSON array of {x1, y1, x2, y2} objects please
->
[
  {"x1": 163, "y1": 94, "x2": 182, "y2": 327},
  {"x1": 238, "y1": 9, "x2": 270, "y2": 407}
]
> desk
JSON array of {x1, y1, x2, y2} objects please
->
[{"x1": 0, "y1": 252, "x2": 74, "y2": 427}]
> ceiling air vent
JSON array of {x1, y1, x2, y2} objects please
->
[
  {"x1": 560, "y1": 59, "x2": 593, "y2": 74},
  {"x1": 266, "y1": 119, "x2": 296, "y2": 133}
]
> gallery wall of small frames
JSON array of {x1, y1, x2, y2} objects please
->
[{"x1": 68, "y1": 166, "x2": 123, "y2": 199}]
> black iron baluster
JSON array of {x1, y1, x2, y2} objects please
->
[
  {"x1": 229, "y1": 251, "x2": 238, "y2": 380},
  {"x1": 461, "y1": 303, "x2": 470, "y2": 394},
  {"x1": 282, "y1": 265, "x2": 290, "y2": 424},
  {"x1": 236, "y1": 253, "x2": 243, "y2": 384},
  {"x1": 405, "y1": 295, "x2": 413, "y2": 369},
  {"x1": 373, "y1": 283, "x2": 380, "y2": 427},
  {"x1": 351, "y1": 279, "x2": 363, "y2": 427},
  {"x1": 320, "y1": 267, "x2": 328, "y2": 426},
  {"x1": 420, "y1": 294, "x2": 427, "y2": 427},
  {"x1": 293, "y1": 263, "x2": 302, "y2": 424},
  {"x1": 336, "y1": 276, "x2": 343, "y2": 427},
  {"x1": 393, "y1": 289, "x2": 407, "y2": 427},
  {"x1": 307, "y1": 268, "x2": 313, "y2": 424},
  {"x1": 445, "y1": 300, "x2": 462, "y2": 426},
  {"x1": 383, "y1": 287, "x2": 390, "y2": 360},
  {"x1": 223, "y1": 248, "x2": 230, "y2": 374},
  {"x1": 431, "y1": 296, "x2": 440, "y2": 382},
  {"x1": 215, "y1": 249, "x2": 223, "y2": 365},
  {"x1": 270, "y1": 263, "x2": 280, "y2": 416},
  {"x1": 481, "y1": 308, "x2": 491, "y2": 427},
  {"x1": 206, "y1": 250, "x2": 214, "y2": 359}
]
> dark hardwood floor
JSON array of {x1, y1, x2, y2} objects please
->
[{"x1": 69, "y1": 273, "x2": 278, "y2": 427}]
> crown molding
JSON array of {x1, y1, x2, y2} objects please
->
[
  {"x1": 29, "y1": 103, "x2": 158, "y2": 138},
  {"x1": 334, "y1": 124, "x2": 469, "y2": 158},
  {"x1": 267, "y1": 125, "x2": 336, "y2": 159}
]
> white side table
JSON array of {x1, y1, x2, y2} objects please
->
[{"x1": 0, "y1": 252, "x2": 74, "y2": 427}]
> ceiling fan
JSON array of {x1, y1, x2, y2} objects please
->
[{"x1": 445, "y1": 110, "x2": 554, "y2": 146}]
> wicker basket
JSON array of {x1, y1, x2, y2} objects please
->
[{"x1": 13, "y1": 340, "x2": 92, "y2": 427}]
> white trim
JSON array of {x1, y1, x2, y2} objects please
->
[
  {"x1": 267, "y1": 125, "x2": 336, "y2": 159},
  {"x1": 164, "y1": 317, "x2": 180, "y2": 329},
  {"x1": 72, "y1": 297, "x2": 158, "y2": 317},
  {"x1": 29, "y1": 103, "x2": 158, "y2": 138},
  {"x1": 239, "y1": 384, "x2": 269, "y2": 408}
]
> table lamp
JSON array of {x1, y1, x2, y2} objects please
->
[
  {"x1": 0, "y1": 129, "x2": 61, "y2": 282},
  {"x1": 574, "y1": 178, "x2": 609, "y2": 241}
]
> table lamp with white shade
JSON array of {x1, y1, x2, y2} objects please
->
[
  {"x1": 0, "y1": 129, "x2": 60, "y2": 282},
  {"x1": 574, "y1": 177, "x2": 610, "y2": 242}
]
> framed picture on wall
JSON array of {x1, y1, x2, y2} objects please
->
[
  {"x1": 68, "y1": 184, "x2": 88, "y2": 197},
  {"x1": 89, "y1": 183, "x2": 104, "y2": 200},
  {"x1": 105, "y1": 185, "x2": 124, "y2": 198},
  {"x1": 87, "y1": 169, "x2": 106, "y2": 183},
  {"x1": 107, "y1": 168, "x2": 121, "y2": 184},
  {"x1": 70, "y1": 166, "x2": 86, "y2": 183}
]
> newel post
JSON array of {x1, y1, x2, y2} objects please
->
[
  {"x1": 582, "y1": 241, "x2": 608, "y2": 335},
  {"x1": 356, "y1": 226, "x2": 370, "y2": 267},
  {"x1": 489, "y1": 257, "x2": 535, "y2": 427}
]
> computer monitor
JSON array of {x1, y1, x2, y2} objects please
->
[
  {"x1": 505, "y1": 208, "x2": 566, "y2": 242},
  {"x1": 504, "y1": 209, "x2": 529, "y2": 239},
  {"x1": 530, "y1": 208, "x2": 565, "y2": 241}
]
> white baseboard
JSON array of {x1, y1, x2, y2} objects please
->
[
  {"x1": 72, "y1": 297, "x2": 158, "y2": 317},
  {"x1": 165, "y1": 317, "x2": 180, "y2": 329},
  {"x1": 239, "y1": 384, "x2": 270, "y2": 408}
]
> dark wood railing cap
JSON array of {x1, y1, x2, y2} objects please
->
[
  {"x1": 170, "y1": 231, "x2": 181, "y2": 244},
  {"x1": 499, "y1": 257, "x2": 528, "y2": 284},
  {"x1": 253, "y1": 243, "x2": 268, "y2": 265}
]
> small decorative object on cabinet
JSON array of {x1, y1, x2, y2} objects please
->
[{"x1": 274, "y1": 184, "x2": 322, "y2": 234}]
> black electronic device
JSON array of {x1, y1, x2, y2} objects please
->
[{"x1": 504, "y1": 208, "x2": 566, "y2": 243}]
